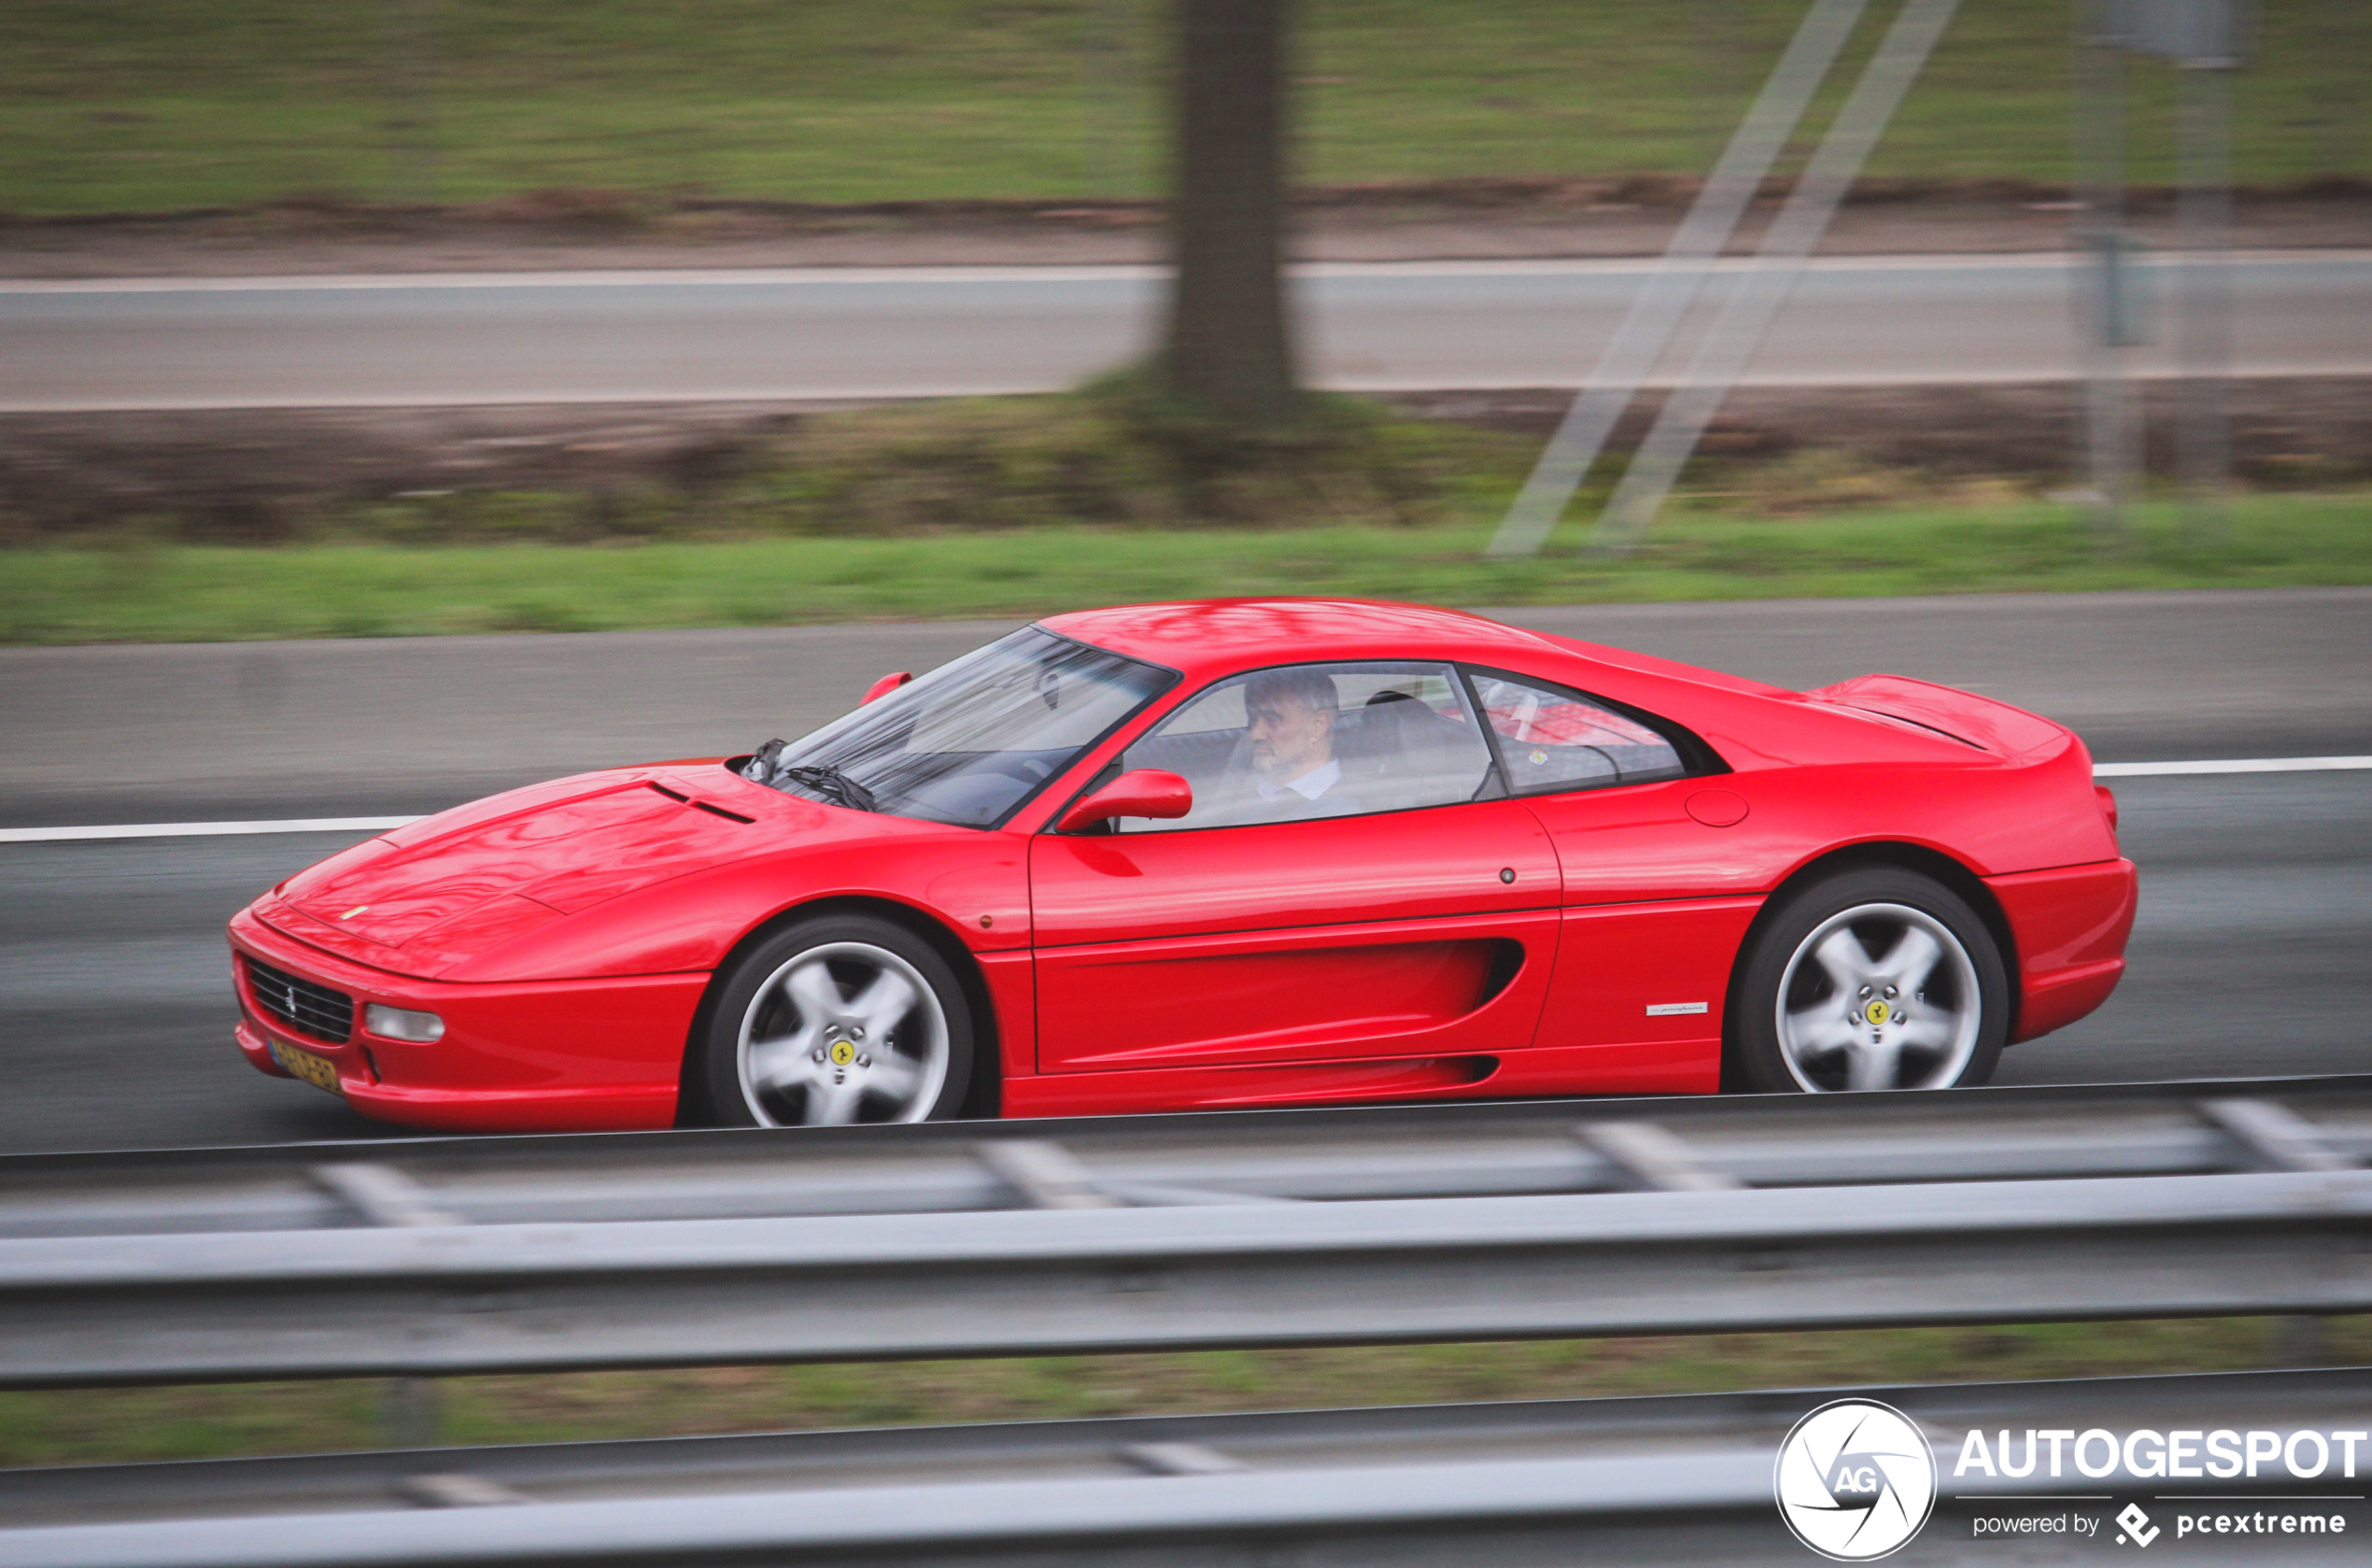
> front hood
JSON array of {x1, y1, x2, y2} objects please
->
[{"x1": 267, "y1": 767, "x2": 783, "y2": 970}]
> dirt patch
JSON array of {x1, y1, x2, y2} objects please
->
[
  {"x1": 0, "y1": 403, "x2": 806, "y2": 543},
  {"x1": 3, "y1": 380, "x2": 2365, "y2": 546},
  {"x1": 1392, "y1": 378, "x2": 2372, "y2": 489},
  {"x1": 2, "y1": 180, "x2": 2367, "y2": 279}
]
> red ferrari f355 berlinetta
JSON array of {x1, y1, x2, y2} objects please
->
[{"x1": 231, "y1": 599, "x2": 2136, "y2": 1132}]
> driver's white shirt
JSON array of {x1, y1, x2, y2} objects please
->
[{"x1": 1257, "y1": 758, "x2": 1342, "y2": 802}]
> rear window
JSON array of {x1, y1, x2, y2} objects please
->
[{"x1": 1466, "y1": 671, "x2": 1690, "y2": 794}]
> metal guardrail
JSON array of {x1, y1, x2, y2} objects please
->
[
  {"x1": 2, "y1": 1078, "x2": 2369, "y2": 1386},
  {"x1": 4, "y1": 1079, "x2": 2370, "y2": 1564},
  {"x1": 10, "y1": 1075, "x2": 2372, "y2": 1236},
  {"x1": 8, "y1": 1168, "x2": 2372, "y2": 1385},
  {"x1": 7, "y1": 1368, "x2": 2370, "y2": 1566}
]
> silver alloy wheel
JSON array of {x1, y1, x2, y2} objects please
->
[
  {"x1": 1772, "y1": 902, "x2": 1983, "y2": 1093},
  {"x1": 735, "y1": 941, "x2": 949, "y2": 1126}
]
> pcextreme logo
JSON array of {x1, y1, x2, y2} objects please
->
[
  {"x1": 2115, "y1": 1503, "x2": 2162, "y2": 1547},
  {"x1": 1774, "y1": 1399, "x2": 1940, "y2": 1561}
]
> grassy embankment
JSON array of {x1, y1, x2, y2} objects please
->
[
  {"x1": 8, "y1": 491, "x2": 2370, "y2": 645},
  {"x1": 6, "y1": 1317, "x2": 2369, "y2": 1467},
  {"x1": 1, "y1": 0, "x2": 2365, "y2": 216}
]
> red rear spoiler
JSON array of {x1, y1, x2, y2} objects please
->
[{"x1": 1801, "y1": 674, "x2": 2070, "y2": 760}]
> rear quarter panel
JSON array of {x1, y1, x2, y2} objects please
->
[{"x1": 1505, "y1": 640, "x2": 2126, "y2": 1061}]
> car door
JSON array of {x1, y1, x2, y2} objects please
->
[
  {"x1": 1029, "y1": 661, "x2": 1561, "y2": 1076},
  {"x1": 1463, "y1": 668, "x2": 1761, "y2": 1094}
]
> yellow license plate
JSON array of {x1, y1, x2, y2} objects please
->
[{"x1": 270, "y1": 1038, "x2": 343, "y2": 1095}]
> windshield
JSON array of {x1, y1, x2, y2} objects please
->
[{"x1": 741, "y1": 627, "x2": 1173, "y2": 827}]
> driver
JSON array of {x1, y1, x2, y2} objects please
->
[{"x1": 1243, "y1": 668, "x2": 1354, "y2": 815}]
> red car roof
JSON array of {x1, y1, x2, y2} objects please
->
[{"x1": 1038, "y1": 599, "x2": 1564, "y2": 683}]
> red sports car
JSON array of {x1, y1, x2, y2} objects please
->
[{"x1": 230, "y1": 599, "x2": 2135, "y2": 1132}]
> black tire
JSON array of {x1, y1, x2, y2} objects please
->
[
  {"x1": 1726, "y1": 866, "x2": 2007, "y2": 1095},
  {"x1": 685, "y1": 913, "x2": 977, "y2": 1128}
]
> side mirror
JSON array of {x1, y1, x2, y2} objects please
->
[
  {"x1": 1055, "y1": 770, "x2": 1193, "y2": 834},
  {"x1": 859, "y1": 671, "x2": 914, "y2": 706}
]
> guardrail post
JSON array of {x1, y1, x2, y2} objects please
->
[
  {"x1": 978, "y1": 1140, "x2": 1126, "y2": 1209},
  {"x1": 385, "y1": 1376, "x2": 443, "y2": 1450},
  {"x1": 1577, "y1": 1121, "x2": 1745, "y2": 1193},
  {"x1": 2197, "y1": 1097, "x2": 2353, "y2": 1369},
  {"x1": 1122, "y1": 1441, "x2": 1250, "y2": 1476},
  {"x1": 313, "y1": 1163, "x2": 461, "y2": 1447}
]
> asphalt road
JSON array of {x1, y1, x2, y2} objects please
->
[
  {"x1": 7, "y1": 588, "x2": 2365, "y2": 830},
  {"x1": 2, "y1": 588, "x2": 2365, "y2": 1153},
  {"x1": 5, "y1": 253, "x2": 2369, "y2": 411}
]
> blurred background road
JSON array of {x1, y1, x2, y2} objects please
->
[
  {"x1": 7, "y1": 254, "x2": 2370, "y2": 411},
  {"x1": 3, "y1": 586, "x2": 2364, "y2": 1154}
]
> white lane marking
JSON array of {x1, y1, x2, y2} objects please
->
[
  {"x1": 0, "y1": 816, "x2": 422, "y2": 844},
  {"x1": 4, "y1": 755, "x2": 2364, "y2": 843},
  {"x1": 2093, "y1": 756, "x2": 2372, "y2": 777},
  {"x1": 2, "y1": 248, "x2": 2363, "y2": 293}
]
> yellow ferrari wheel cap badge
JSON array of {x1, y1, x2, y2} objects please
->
[
  {"x1": 829, "y1": 1039, "x2": 856, "y2": 1067},
  {"x1": 1864, "y1": 999, "x2": 1892, "y2": 1025}
]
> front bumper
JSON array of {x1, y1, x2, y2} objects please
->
[{"x1": 229, "y1": 906, "x2": 704, "y2": 1133}]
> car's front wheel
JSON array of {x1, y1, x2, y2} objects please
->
[
  {"x1": 688, "y1": 914, "x2": 976, "y2": 1127},
  {"x1": 1728, "y1": 867, "x2": 2007, "y2": 1094}
]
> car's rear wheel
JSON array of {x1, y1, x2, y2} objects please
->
[
  {"x1": 1728, "y1": 867, "x2": 2006, "y2": 1094},
  {"x1": 689, "y1": 915, "x2": 975, "y2": 1127}
]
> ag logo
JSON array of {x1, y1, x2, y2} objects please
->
[{"x1": 1773, "y1": 1399, "x2": 1936, "y2": 1561}]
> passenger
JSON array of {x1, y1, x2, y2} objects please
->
[{"x1": 1242, "y1": 668, "x2": 1357, "y2": 816}]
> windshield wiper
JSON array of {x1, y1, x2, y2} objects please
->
[
  {"x1": 741, "y1": 741, "x2": 881, "y2": 813},
  {"x1": 779, "y1": 763, "x2": 880, "y2": 813}
]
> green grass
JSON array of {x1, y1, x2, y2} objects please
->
[
  {"x1": 3, "y1": 1318, "x2": 2365, "y2": 1466},
  {"x1": 4, "y1": 489, "x2": 2367, "y2": 645},
  {"x1": 0, "y1": 0, "x2": 2365, "y2": 216}
]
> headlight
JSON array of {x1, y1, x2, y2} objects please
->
[{"x1": 364, "y1": 1004, "x2": 445, "y2": 1042}]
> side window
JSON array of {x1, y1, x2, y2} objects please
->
[
  {"x1": 1467, "y1": 671, "x2": 1688, "y2": 794},
  {"x1": 1114, "y1": 662, "x2": 1498, "y2": 832}
]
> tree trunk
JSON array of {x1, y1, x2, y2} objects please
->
[{"x1": 1163, "y1": 0, "x2": 1298, "y2": 428}]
